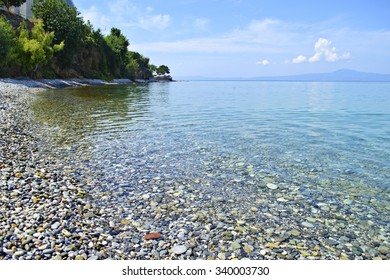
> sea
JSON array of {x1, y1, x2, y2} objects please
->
[{"x1": 31, "y1": 81, "x2": 390, "y2": 239}]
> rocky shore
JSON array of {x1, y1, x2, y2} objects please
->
[{"x1": 0, "y1": 80, "x2": 388, "y2": 260}]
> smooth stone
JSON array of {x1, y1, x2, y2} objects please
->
[
  {"x1": 14, "y1": 250, "x2": 26, "y2": 257},
  {"x1": 217, "y1": 253, "x2": 226, "y2": 260},
  {"x1": 343, "y1": 199, "x2": 353, "y2": 205},
  {"x1": 61, "y1": 229, "x2": 71, "y2": 237},
  {"x1": 177, "y1": 232, "x2": 185, "y2": 240},
  {"x1": 306, "y1": 217, "x2": 317, "y2": 223},
  {"x1": 243, "y1": 244, "x2": 254, "y2": 254},
  {"x1": 51, "y1": 222, "x2": 60, "y2": 230},
  {"x1": 290, "y1": 229, "x2": 300, "y2": 237},
  {"x1": 267, "y1": 183, "x2": 278, "y2": 190},
  {"x1": 172, "y1": 245, "x2": 187, "y2": 255},
  {"x1": 230, "y1": 242, "x2": 241, "y2": 250},
  {"x1": 302, "y1": 222, "x2": 314, "y2": 228},
  {"x1": 250, "y1": 207, "x2": 258, "y2": 212},
  {"x1": 43, "y1": 249, "x2": 54, "y2": 254},
  {"x1": 378, "y1": 246, "x2": 389, "y2": 254},
  {"x1": 75, "y1": 255, "x2": 85, "y2": 260}
]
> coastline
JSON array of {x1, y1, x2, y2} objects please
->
[{"x1": 0, "y1": 78, "x2": 165, "y2": 90}]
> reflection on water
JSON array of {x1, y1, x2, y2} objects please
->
[
  {"x1": 31, "y1": 81, "x2": 390, "y2": 196},
  {"x1": 32, "y1": 84, "x2": 152, "y2": 145}
]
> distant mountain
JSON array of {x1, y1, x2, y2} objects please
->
[{"x1": 177, "y1": 69, "x2": 390, "y2": 82}]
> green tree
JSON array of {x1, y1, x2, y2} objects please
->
[
  {"x1": 0, "y1": 0, "x2": 26, "y2": 10},
  {"x1": 127, "y1": 51, "x2": 153, "y2": 79},
  {"x1": 157, "y1": 65, "x2": 170, "y2": 75},
  {"x1": 0, "y1": 17, "x2": 15, "y2": 71},
  {"x1": 15, "y1": 19, "x2": 64, "y2": 77},
  {"x1": 148, "y1": 64, "x2": 157, "y2": 75},
  {"x1": 104, "y1": 27, "x2": 130, "y2": 71},
  {"x1": 32, "y1": 0, "x2": 85, "y2": 66},
  {"x1": 125, "y1": 59, "x2": 140, "y2": 80}
]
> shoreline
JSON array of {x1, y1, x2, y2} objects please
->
[{"x1": 0, "y1": 78, "x2": 174, "y2": 90}]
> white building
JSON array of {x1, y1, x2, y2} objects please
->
[{"x1": 11, "y1": 0, "x2": 75, "y2": 19}]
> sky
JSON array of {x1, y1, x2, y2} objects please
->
[{"x1": 73, "y1": 0, "x2": 390, "y2": 78}]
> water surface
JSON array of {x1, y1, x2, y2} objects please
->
[{"x1": 32, "y1": 81, "x2": 390, "y2": 246}]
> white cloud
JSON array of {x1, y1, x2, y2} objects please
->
[
  {"x1": 292, "y1": 55, "x2": 307, "y2": 63},
  {"x1": 257, "y1": 59, "x2": 270, "y2": 65},
  {"x1": 290, "y1": 38, "x2": 351, "y2": 64},
  {"x1": 308, "y1": 38, "x2": 351, "y2": 62},
  {"x1": 132, "y1": 18, "x2": 296, "y2": 54}
]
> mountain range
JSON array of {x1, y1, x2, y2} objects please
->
[{"x1": 177, "y1": 69, "x2": 390, "y2": 82}]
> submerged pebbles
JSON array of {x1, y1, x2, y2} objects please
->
[{"x1": 1, "y1": 81, "x2": 389, "y2": 260}]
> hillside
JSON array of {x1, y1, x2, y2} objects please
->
[{"x1": 0, "y1": 4, "x2": 170, "y2": 81}]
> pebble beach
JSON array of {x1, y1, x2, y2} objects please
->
[{"x1": 0, "y1": 79, "x2": 389, "y2": 260}]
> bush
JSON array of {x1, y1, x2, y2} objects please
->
[
  {"x1": 14, "y1": 19, "x2": 64, "y2": 77},
  {"x1": 0, "y1": 17, "x2": 15, "y2": 73}
]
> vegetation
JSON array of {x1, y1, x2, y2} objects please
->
[
  {"x1": 0, "y1": 16, "x2": 15, "y2": 69},
  {"x1": 0, "y1": 0, "x2": 25, "y2": 10},
  {"x1": 0, "y1": 0, "x2": 171, "y2": 80},
  {"x1": 14, "y1": 19, "x2": 64, "y2": 77}
]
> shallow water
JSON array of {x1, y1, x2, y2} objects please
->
[{"x1": 32, "y1": 81, "x2": 390, "y2": 242}]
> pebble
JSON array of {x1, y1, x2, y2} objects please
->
[
  {"x1": 267, "y1": 183, "x2": 278, "y2": 190},
  {"x1": 378, "y1": 246, "x2": 389, "y2": 255},
  {"x1": 172, "y1": 245, "x2": 187, "y2": 255},
  {"x1": 302, "y1": 222, "x2": 314, "y2": 228},
  {"x1": 290, "y1": 229, "x2": 301, "y2": 237},
  {"x1": 51, "y1": 222, "x2": 60, "y2": 230},
  {"x1": 43, "y1": 249, "x2": 54, "y2": 255},
  {"x1": 243, "y1": 244, "x2": 254, "y2": 254},
  {"x1": 144, "y1": 233, "x2": 161, "y2": 240},
  {"x1": 230, "y1": 242, "x2": 241, "y2": 250}
]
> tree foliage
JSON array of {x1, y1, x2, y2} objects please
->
[
  {"x1": 157, "y1": 65, "x2": 170, "y2": 75},
  {"x1": 32, "y1": 0, "x2": 85, "y2": 66},
  {"x1": 0, "y1": 17, "x2": 15, "y2": 67},
  {"x1": 0, "y1": 0, "x2": 26, "y2": 9},
  {"x1": 126, "y1": 51, "x2": 154, "y2": 80},
  {"x1": 104, "y1": 28, "x2": 130, "y2": 72},
  {"x1": 15, "y1": 19, "x2": 64, "y2": 76},
  {"x1": 0, "y1": 1, "x2": 170, "y2": 80}
]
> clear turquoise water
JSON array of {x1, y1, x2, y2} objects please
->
[{"x1": 32, "y1": 82, "x2": 390, "y2": 233}]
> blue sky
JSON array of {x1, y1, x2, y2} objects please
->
[{"x1": 73, "y1": 0, "x2": 390, "y2": 78}]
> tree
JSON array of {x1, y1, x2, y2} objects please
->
[
  {"x1": 32, "y1": 0, "x2": 85, "y2": 66},
  {"x1": 104, "y1": 27, "x2": 130, "y2": 70},
  {"x1": 15, "y1": 19, "x2": 64, "y2": 77},
  {"x1": 0, "y1": 17, "x2": 15, "y2": 69},
  {"x1": 125, "y1": 59, "x2": 140, "y2": 80},
  {"x1": 157, "y1": 65, "x2": 170, "y2": 76},
  {"x1": 0, "y1": 0, "x2": 26, "y2": 10},
  {"x1": 127, "y1": 51, "x2": 153, "y2": 80}
]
